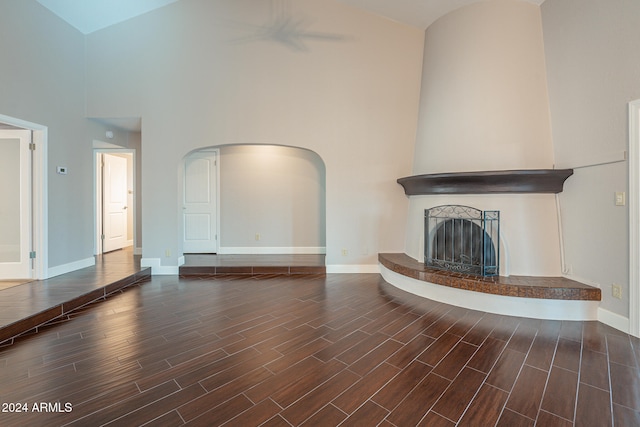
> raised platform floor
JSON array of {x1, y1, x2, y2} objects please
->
[
  {"x1": 0, "y1": 247, "x2": 150, "y2": 346},
  {"x1": 179, "y1": 253, "x2": 326, "y2": 276},
  {"x1": 0, "y1": 252, "x2": 326, "y2": 346}
]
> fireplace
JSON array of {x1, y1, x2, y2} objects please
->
[{"x1": 425, "y1": 205, "x2": 499, "y2": 276}]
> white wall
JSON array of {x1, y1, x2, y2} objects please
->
[
  {"x1": 541, "y1": 0, "x2": 640, "y2": 316},
  {"x1": 412, "y1": 0, "x2": 554, "y2": 174},
  {"x1": 218, "y1": 145, "x2": 325, "y2": 253},
  {"x1": 84, "y1": 0, "x2": 424, "y2": 271},
  {"x1": 0, "y1": 0, "x2": 110, "y2": 271},
  {"x1": 405, "y1": 0, "x2": 561, "y2": 276}
]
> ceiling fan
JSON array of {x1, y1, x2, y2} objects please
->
[{"x1": 228, "y1": 0, "x2": 350, "y2": 52}]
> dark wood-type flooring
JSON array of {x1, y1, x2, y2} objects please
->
[
  {"x1": 0, "y1": 247, "x2": 150, "y2": 345},
  {"x1": 0, "y1": 270, "x2": 639, "y2": 426}
]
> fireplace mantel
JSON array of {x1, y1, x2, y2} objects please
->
[{"x1": 397, "y1": 169, "x2": 573, "y2": 195}]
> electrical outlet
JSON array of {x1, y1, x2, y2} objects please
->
[
  {"x1": 612, "y1": 284, "x2": 622, "y2": 299},
  {"x1": 255, "y1": 233, "x2": 261, "y2": 241},
  {"x1": 341, "y1": 249, "x2": 348, "y2": 256},
  {"x1": 165, "y1": 249, "x2": 171, "y2": 257}
]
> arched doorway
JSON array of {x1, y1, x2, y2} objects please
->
[{"x1": 182, "y1": 144, "x2": 326, "y2": 255}]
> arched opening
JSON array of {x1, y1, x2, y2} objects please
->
[{"x1": 181, "y1": 144, "x2": 326, "y2": 256}]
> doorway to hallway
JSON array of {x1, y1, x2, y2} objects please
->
[
  {"x1": 0, "y1": 129, "x2": 32, "y2": 279},
  {"x1": 0, "y1": 114, "x2": 47, "y2": 281},
  {"x1": 95, "y1": 150, "x2": 136, "y2": 255}
]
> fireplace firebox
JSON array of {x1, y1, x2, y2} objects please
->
[{"x1": 425, "y1": 205, "x2": 499, "y2": 276}]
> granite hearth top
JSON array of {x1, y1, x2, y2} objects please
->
[
  {"x1": 397, "y1": 169, "x2": 573, "y2": 195},
  {"x1": 379, "y1": 253, "x2": 601, "y2": 301}
]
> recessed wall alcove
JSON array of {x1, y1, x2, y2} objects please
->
[{"x1": 180, "y1": 144, "x2": 327, "y2": 257}]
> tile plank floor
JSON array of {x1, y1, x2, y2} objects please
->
[
  {"x1": 0, "y1": 272, "x2": 639, "y2": 426},
  {"x1": 0, "y1": 247, "x2": 149, "y2": 344}
]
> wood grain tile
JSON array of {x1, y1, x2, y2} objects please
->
[
  {"x1": 417, "y1": 332, "x2": 461, "y2": 367},
  {"x1": 299, "y1": 404, "x2": 346, "y2": 427},
  {"x1": 0, "y1": 265, "x2": 636, "y2": 426},
  {"x1": 540, "y1": 366, "x2": 578, "y2": 421},
  {"x1": 372, "y1": 360, "x2": 433, "y2": 411},
  {"x1": 340, "y1": 401, "x2": 388, "y2": 426},
  {"x1": 575, "y1": 383, "x2": 612, "y2": 427},
  {"x1": 610, "y1": 361, "x2": 640, "y2": 411},
  {"x1": 386, "y1": 372, "x2": 450, "y2": 426},
  {"x1": 332, "y1": 362, "x2": 400, "y2": 414},
  {"x1": 458, "y1": 384, "x2": 508, "y2": 427},
  {"x1": 486, "y1": 348, "x2": 527, "y2": 392},
  {"x1": 505, "y1": 365, "x2": 548, "y2": 420},
  {"x1": 431, "y1": 367, "x2": 486, "y2": 422},
  {"x1": 432, "y1": 341, "x2": 478, "y2": 380}
]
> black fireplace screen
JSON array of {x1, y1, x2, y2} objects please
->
[{"x1": 425, "y1": 205, "x2": 499, "y2": 277}]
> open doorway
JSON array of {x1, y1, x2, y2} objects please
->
[
  {"x1": 205, "y1": 144, "x2": 326, "y2": 255},
  {"x1": 95, "y1": 150, "x2": 136, "y2": 255},
  {"x1": 0, "y1": 129, "x2": 32, "y2": 282},
  {"x1": 0, "y1": 114, "x2": 47, "y2": 281}
]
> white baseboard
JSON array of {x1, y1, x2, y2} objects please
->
[
  {"x1": 140, "y1": 258, "x2": 179, "y2": 275},
  {"x1": 47, "y1": 257, "x2": 95, "y2": 279},
  {"x1": 218, "y1": 247, "x2": 326, "y2": 255},
  {"x1": 562, "y1": 273, "x2": 602, "y2": 288},
  {"x1": 597, "y1": 307, "x2": 630, "y2": 334},
  {"x1": 326, "y1": 264, "x2": 381, "y2": 274}
]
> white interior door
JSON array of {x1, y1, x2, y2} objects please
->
[
  {"x1": 0, "y1": 130, "x2": 32, "y2": 279},
  {"x1": 184, "y1": 150, "x2": 218, "y2": 253},
  {"x1": 102, "y1": 153, "x2": 128, "y2": 252}
]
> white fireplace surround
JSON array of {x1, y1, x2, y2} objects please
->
[{"x1": 405, "y1": 193, "x2": 563, "y2": 278}]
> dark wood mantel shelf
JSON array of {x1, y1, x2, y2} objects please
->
[{"x1": 397, "y1": 169, "x2": 573, "y2": 195}]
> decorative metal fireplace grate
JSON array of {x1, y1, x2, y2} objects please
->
[{"x1": 425, "y1": 205, "x2": 500, "y2": 276}]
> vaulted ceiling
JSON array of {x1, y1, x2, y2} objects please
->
[
  {"x1": 37, "y1": 0, "x2": 546, "y2": 34},
  {"x1": 34, "y1": 0, "x2": 546, "y2": 132}
]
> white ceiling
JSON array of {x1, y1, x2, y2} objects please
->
[
  {"x1": 37, "y1": 0, "x2": 547, "y2": 35},
  {"x1": 36, "y1": 0, "x2": 180, "y2": 34}
]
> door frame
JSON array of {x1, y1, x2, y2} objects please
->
[
  {"x1": 0, "y1": 114, "x2": 47, "y2": 280},
  {"x1": 629, "y1": 99, "x2": 640, "y2": 338},
  {"x1": 93, "y1": 147, "x2": 137, "y2": 255}
]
